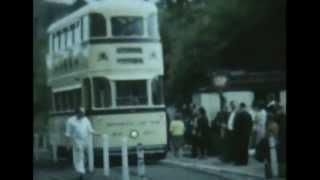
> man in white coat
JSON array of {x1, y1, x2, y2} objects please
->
[
  {"x1": 65, "y1": 107, "x2": 100, "y2": 180},
  {"x1": 226, "y1": 101, "x2": 237, "y2": 162}
]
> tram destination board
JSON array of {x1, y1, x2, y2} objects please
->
[{"x1": 117, "y1": 58, "x2": 143, "y2": 64}]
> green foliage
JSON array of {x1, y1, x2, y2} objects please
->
[{"x1": 160, "y1": 0, "x2": 286, "y2": 103}]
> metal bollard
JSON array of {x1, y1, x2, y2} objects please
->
[
  {"x1": 137, "y1": 143, "x2": 146, "y2": 180},
  {"x1": 122, "y1": 137, "x2": 130, "y2": 180},
  {"x1": 34, "y1": 134, "x2": 39, "y2": 161},
  {"x1": 102, "y1": 134, "x2": 110, "y2": 177},
  {"x1": 88, "y1": 134, "x2": 95, "y2": 172},
  {"x1": 51, "y1": 133, "x2": 58, "y2": 163},
  {"x1": 42, "y1": 134, "x2": 48, "y2": 151},
  {"x1": 269, "y1": 136, "x2": 279, "y2": 177}
]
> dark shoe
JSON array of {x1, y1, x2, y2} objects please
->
[{"x1": 79, "y1": 174, "x2": 84, "y2": 180}]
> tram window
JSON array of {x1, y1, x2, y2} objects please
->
[
  {"x1": 148, "y1": 14, "x2": 159, "y2": 38},
  {"x1": 61, "y1": 91, "x2": 68, "y2": 111},
  {"x1": 49, "y1": 34, "x2": 53, "y2": 53},
  {"x1": 71, "y1": 24, "x2": 76, "y2": 44},
  {"x1": 63, "y1": 28, "x2": 68, "y2": 48},
  {"x1": 54, "y1": 33, "x2": 59, "y2": 52},
  {"x1": 93, "y1": 77, "x2": 111, "y2": 108},
  {"x1": 116, "y1": 81, "x2": 147, "y2": 106},
  {"x1": 67, "y1": 29, "x2": 72, "y2": 47},
  {"x1": 80, "y1": 17, "x2": 84, "y2": 41},
  {"x1": 152, "y1": 76, "x2": 164, "y2": 105},
  {"x1": 54, "y1": 92, "x2": 62, "y2": 112},
  {"x1": 111, "y1": 17, "x2": 144, "y2": 36},
  {"x1": 61, "y1": 33, "x2": 65, "y2": 50},
  {"x1": 75, "y1": 21, "x2": 81, "y2": 43},
  {"x1": 89, "y1": 13, "x2": 107, "y2": 38},
  {"x1": 57, "y1": 31, "x2": 61, "y2": 50},
  {"x1": 83, "y1": 78, "x2": 92, "y2": 110},
  {"x1": 75, "y1": 89, "x2": 82, "y2": 108},
  {"x1": 49, "y1": 88, "x2": 54, "y2": 112}
]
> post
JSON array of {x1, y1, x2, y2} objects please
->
[
  {"x1": 42, "y1": 134, "x2": 48, "y2": 151},
  {"x1": 88, "y1": 134, "x2": 95, "y2": 172},
  {"x1": 51, "y1": 133, "x2": 58, "y2": 163},
  {"x1": 269, "y1": 136, "x2": 279, "y2": 177},
  {"x1": 34, "y1": 134, "x2": 39, "y2": 161},
  {"x1": 122, "y1": 137, "x2": 130, "y2": 180},
  {"x1": 103, "y1": 134, "x2": 110, "y2": 177},
  {"x1": 137, "y1": 143, "x2": 146, "y2": 180}
]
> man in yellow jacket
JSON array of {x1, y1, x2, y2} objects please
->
[{"x1": 170, "y1": 113, "x2": 186, "y2": 157}]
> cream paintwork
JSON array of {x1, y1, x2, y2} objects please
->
[{"x1": 48, "y1": 111, "x2": 167, "y2": 149}]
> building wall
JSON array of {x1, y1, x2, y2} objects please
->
[{"x1": 193, "y1": 91, "x2": 255, "y2": 124}]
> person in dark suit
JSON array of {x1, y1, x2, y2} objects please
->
[
  {"x1": 196, "y1": 107, "x2": 210, "y2": 159},
  {"x1": 212, "y1": 106, "x2": 230, "y2": 160},
  {"x1": 233, "y1": 102, "x2": 253, "y2": 165}
]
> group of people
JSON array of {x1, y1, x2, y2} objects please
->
[
  {"x1": 169, "y1": 104, "x2": 210, "y2": 159},
  {"x1": 169, "y1": 94, "x2": 286, "y2": 169}
]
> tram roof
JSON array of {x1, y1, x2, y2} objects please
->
[{"x1": 48, "y1": 0, "x2": 157, "y2": 33}]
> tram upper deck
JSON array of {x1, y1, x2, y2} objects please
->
[{"x1": 46, "y1": 0, "x2": 163, "y2": 84}]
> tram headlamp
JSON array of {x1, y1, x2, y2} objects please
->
[{"x1": 130, "y1": 130, "x2": 139, "y2": 139}]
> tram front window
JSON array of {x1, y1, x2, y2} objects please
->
[
  {"x1": 152, "y1": 76, "x2": 164, "y2": 105},
  {"x1": 93, "y1": 77, "x2": 111, "y2": 108},
  {"x1": 111, "y1": 17, "x2": 144, "y2": 36},
  {"x1": 116, "y1": 80, "x2": 147, "y2": 106},
  {"x1": 148, "y1": 14, "x2": 159, "y2": 38}
]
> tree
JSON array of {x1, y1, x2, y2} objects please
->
[{"x1": 160, "y1": 0, "x2": 286, "y2": 104}]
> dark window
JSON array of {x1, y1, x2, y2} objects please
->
[
  {"x1": 83, "y1": 78, "x2": 92, "y2": 110},
  {"x1": 49, "y1": 88, "x2": 54, "y2": 112},
  {"x1": 89, "y1": 13, "x2": 107, "y2": 37},
  {"x1": 93, "y1": 77, "x2": 111, "y2": 108},
  {"x1": 116, "y1": 80, "x2": 147, "y2": 106},
  {"x1": 111, "y1": 17, "x2": 143, "y2": 36},
  {"x1": 54, "y1": 92, "x2": 62, "y2": 112},
  {"x1": 75, "y1": 89, "x2": 82, "y2": 109},
  {"x1": 51, "y1": 34, "x2": 55, "y2": 52},
  {"x1": 61, "y1": 91, "x2": 68, "y2": 111},
  {"x1": 57, "y1": 32, "x2": 61, "y2": 49},
  {"x1": 69, "y1": 89, "x2": 81, "y2": 110},
  {"x1": 81, "y1": 17, "x2": 84, "y2": 41},
  {"x1": 71, "y1": 24, "x2": 76, "y2": 44},
  {"x1": 63, "y1": 28, "x2": 68, "y2": 48},
  {"x1": 152, "y1": 76, "x2": 164, "y2": 105}
]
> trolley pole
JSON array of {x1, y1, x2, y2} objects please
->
[
  {"x1": 122, "y1": 137, "x2": 130, "y2": 180},
  {"x1": 102, "y1": 134, "x2": 110, "y2": 177},
  {"x1": 137, "y1": 143, "x2": 146, "y2": 180}
]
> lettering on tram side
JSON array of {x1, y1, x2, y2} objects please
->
[
  {"x1": 105, "y1": 122, "x2": 130, "y2": 127},
  {"x1": 111, "y1": 132, "x2": 123, "y2": 137},
  {"x1": 138, "y1": 121, "x2": 147, "y2": 126},
  {"x1": 151, "y1": 120, "x2": 161, "y2": 125},
  {"x1": 143, "y1": 130, "x2": 153, "y2": 135}
]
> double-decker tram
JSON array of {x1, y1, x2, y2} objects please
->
[{"x1": 46, "y1": 0, "x2": 167, "y2": 159}]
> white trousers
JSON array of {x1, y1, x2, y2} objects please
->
[{"x1": 72, "y1": 141, "x2": 88, "y2": 174}]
